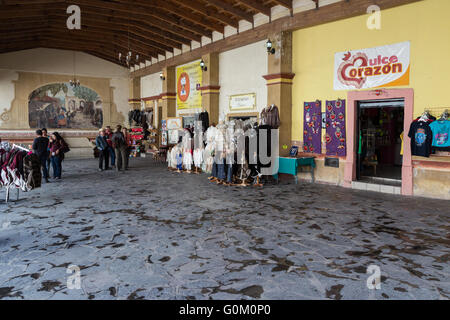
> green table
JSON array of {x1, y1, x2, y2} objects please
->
[{"x1": 275, "y1": 156, "x2": 316, "y2": 184}]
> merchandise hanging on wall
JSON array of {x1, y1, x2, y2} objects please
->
[
  {"x1": 160, "y1": 120, "x2": 168, "y2": 147},
  {"x1": 303, "y1": 101, "x2": 322, "y2": 154},
  {"x1": 325, "y1": 99, "x2": 347, "y2": 157},
  {"x1": 176, "y1": 60, "x2": 203, "y2": 110},
  {"x1": 408, "y1": 110, "x2": 450, "y2": 157}
]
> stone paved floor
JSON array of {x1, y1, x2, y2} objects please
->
[{"x1": 0, "y1": 158, "x2": 449, "y2": 300}]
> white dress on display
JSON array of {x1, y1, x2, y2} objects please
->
[
  {"x1": 193, "y1": 148, "x2": 204, "y2": 168},
  {"x1": 183, "y1": 150, "x2": 193, "y2": 171},
  {"x1": 170, "y1": 147, "x2": 178, "y2": 169}
]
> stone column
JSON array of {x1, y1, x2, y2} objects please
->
[
  {"x1": 161, "y1": 66, "x2": 176, "y2": 120},
  {"x1": 263, "y1": 31, "x2": 295, "y2": 157},
  {"x1": 200, "y1": 52, "x2": 220, "y2": 125}
]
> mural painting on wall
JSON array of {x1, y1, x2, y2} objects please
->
[{"x1": 28, "y1": 83, "x2": 103, "y2": 129}]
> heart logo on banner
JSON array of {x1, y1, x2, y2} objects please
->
[{"x1": 337, "y1": 52, "x2": 368, "y2": 89}]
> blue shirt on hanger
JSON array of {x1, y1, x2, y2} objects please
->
[{"x1": 429, "y1": 120, "x2": 450, "y2": 147}]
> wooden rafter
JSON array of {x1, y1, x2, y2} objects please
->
[
  {"x1": 1, "y1": 0, "x2": 417, "y2": 69},
  {"x1": 234, "y1": 0, "x2": 272, "y2": 16}
]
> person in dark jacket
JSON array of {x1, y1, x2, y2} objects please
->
[
  {"x1": 112, "y1": 125, "x2": 127, "y2": 172},
  {"x1": 32, "y1": 129, "x2": 50, "y2": 183},
  {"x1": 96, "y1": 129, "x2": 110, "y2": 171},
  {"x1": 48, "y1": 132, "x2": 65, "y2": 179},
  {"x1": 42, "y1": 128, "x2": 51, "y2": 176}
]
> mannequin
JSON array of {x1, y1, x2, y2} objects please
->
[
  {"x1": 193, "y1": 147, "x2": 203, "y2": 174},
  {"x1": 168, "y1": 145, "x2": 178, "y2": 171},
  {"x1": 214, "y1": 122, "x2": 227, "y2": 184},
  {"x1": 182, "y1": 129, "x2": 193, "y2": 173},
  {"x1": 204, "y1": 125, "x2": 217, "y2": 177}
]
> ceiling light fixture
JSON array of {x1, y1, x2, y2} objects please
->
[
  {"x1": 118, "y1": 6, "x2": 138, "y2": 67},
  {"x1": 70, "y1": 51, "x2": 80, "y2": 88}
]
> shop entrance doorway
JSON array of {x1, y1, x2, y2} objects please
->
[{"x1": 356, "y1": 99, "x2": 404, "y2": 186}]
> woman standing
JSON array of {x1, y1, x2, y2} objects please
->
[{"x1": 48, "y1": 132, "x2": 65, "y2": 179}]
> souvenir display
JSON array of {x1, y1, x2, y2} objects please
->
[
  {"x1": 128, "y1": 109, "x2": 153, "y2": 128},
  {"x1": 165, "y1": 115, "x2": 276, "y2": 186},
  {"x1": 129, "y1": 127, "x2": 145, "y2": 157}
]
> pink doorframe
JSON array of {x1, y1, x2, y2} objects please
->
[{"x1": 343, "y1": 88, "x2": 414, "y2": 196}]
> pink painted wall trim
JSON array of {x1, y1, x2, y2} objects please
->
[{"x1": 344, "y1": 88, "x2": 414, "y2": 196}]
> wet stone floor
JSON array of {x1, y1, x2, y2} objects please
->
[{"x1": 0, "y1": 158, "x2": 449, "y2": 300}]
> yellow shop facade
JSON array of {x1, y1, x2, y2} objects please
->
[{"x1": 291, "y1": 0, "x2": 450, "y2": 199}]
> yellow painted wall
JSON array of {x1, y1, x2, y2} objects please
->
[{"x1": 292, "y1": 0, "x2": 450, "y2": 142}]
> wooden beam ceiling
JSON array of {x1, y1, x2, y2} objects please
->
[
  {"x1": 1, "y1": 0, "x2": 290, "y2": 66},
  {"x1": 0, "y1": 0, "x2": 422, "y2": 71},
  {"x1": 131, "y1": 0, "x2": 423, "y2": 77}
]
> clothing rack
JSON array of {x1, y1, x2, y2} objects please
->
[
  {"x1": 12, "y1": 144, "x2": 30, "y2": 152},
  {"x1": 1, "y1": 144, "x2": 29, "y2": 203}
]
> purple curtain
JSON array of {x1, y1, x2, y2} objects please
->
[
  {"x1": 325, "y1": 99, "x2": 346, "y2": 157},
  {"x1": 303, "y1": 101, "x2": 322, "y2": 154}
]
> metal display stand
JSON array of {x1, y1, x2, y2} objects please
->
[{"x1": 3, "y1": 187, "x2": 20, "y2": 203}]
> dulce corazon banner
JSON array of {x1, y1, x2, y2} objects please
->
[{"x1": 334, "y1": 41, "x2": 410, "y2": 90}]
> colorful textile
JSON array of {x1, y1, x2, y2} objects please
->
[
  {"x1": 303, "y1": 101, "x2": 322, "y2": 154},
  {"x1": 325, "y1": 100, "x2": 346, "y2": 156}
]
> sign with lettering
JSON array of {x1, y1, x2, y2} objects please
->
[
  {"x1": 229, "y1": 93, "x2": 256, "y2": 111},
  {"x1": 334, "y1": 42, "x2": 410, "y2": 90}
]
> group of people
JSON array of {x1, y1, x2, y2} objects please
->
[
  {"x1": 96, "y1": 125, "x2": 130, "y2": 172},
  {"x1": 27, "y1": 124, "x2": 131, "y2": 183},
  {"x1": 32, "y1": 128, "x2": 69, "y2": 183}
]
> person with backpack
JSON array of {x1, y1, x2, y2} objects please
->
[
  {"x1": 112, "y1": 125, "x2": 127, "y2": 172},
  {"x1": 48, "y1": 132, "x2": 68, "y2": 180},
  {"x1": 32, "y1": 129, "x2": 50, "y2": 183}
]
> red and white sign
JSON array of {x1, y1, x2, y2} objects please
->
[{"x1": 334, "y1": 42, "x2": 410, "y2": 90}]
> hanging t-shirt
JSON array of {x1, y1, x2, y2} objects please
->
[
  {"x1": 429, "y1": 120, "x2": 450, "y2": 147},
  {"x1": 400, "y1": 132, "x2": 404, "y2": 156},
  {"x1": 408, "y1": 121, "x2": 432, "y2": 157}
]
